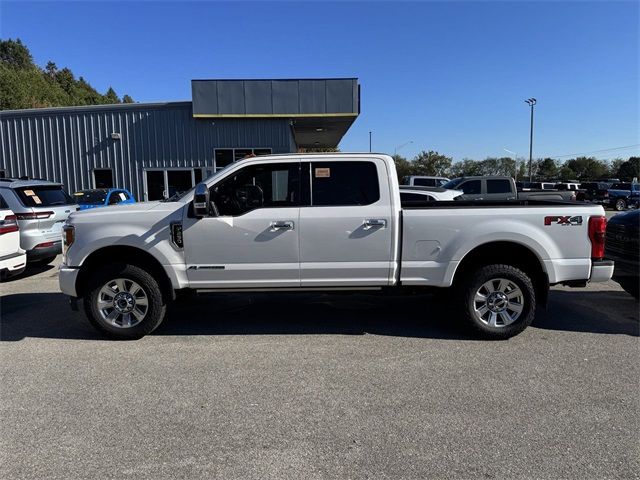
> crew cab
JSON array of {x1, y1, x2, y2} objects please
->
[
  {"x1": 606, "y1": 182, "x2": 639, "y2": 211},
  {"x1": 445, "y1": 176, "x2": 577, "y2": 202},
  {"x1": 59, "y1": 154, "x2": 613, "y2": 340}
]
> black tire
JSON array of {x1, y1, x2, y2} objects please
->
[
  {"x1": 455, "y1": 264, "x2": 536, "y2": 339},
  {"x1": 617, "y1": 278, "x2": 640, "y2": 300},
  {"x1": 83, "y1": 263, "x2": 166, "y2": 339},
  {"x1": 31, "y1": 255, "x2": 57, "y2": 266},
  {"x1": 614, "y1": 198, "x2": 627, "y2": 211}
]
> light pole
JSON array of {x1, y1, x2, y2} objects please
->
[
  {"x1": 524, "y1": 98, "x2": 537, "y2": 181},
  {"x1": 394, "y1": 140, "x2": 413, "y2": 155},
  {"x1": 503, "y1": 148, "x2": 519, "y2": 181},
  {"x1": 369, "y1": 131, "x2": 372, "y2": 153}
]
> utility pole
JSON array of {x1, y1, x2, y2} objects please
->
[
  {"x1": 525, "y1": 98, "x2": 537, "y2": 182},
  {"x1": 369, "y1": 131, "x2": 372, "y2": 153}
]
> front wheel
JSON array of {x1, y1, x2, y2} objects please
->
[
  {"x1": 456, "y1": 264, "x2": 536, "y2": 339},
  {"x1": 615, "y1": 198, "x2": 627, "y2": 211},
  {"x1": 83, "y1": 264, "x2": 167, "y2": 339}
]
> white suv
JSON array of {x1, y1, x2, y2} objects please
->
[
  {"x1": 0, "y1": 179, "x2": 78, "y2": 265},
  {"x1": 0, "y1": 193, "x2": 26, "y2": 279}
]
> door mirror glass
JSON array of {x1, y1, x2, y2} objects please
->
[{"x1": 193, "y1": 183, "x2": 210, "y2": 218}]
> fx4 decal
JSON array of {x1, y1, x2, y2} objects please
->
[{"x1": 544, "y1": 215, "x2": 583, "y2": 226}]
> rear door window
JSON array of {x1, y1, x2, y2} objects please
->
[
  {"x1": 413, "y1": 178, "x2": 435, "y2": 187},
  {"x1": 401, "y1": 192, "x2": 433, "y2": 203},
  {"x1": 16, "y1": 186, "x2": 75, "y2": 207},
  {"x1": 310, "y1": 161, "x2": 380, "y2": 206},
  {"x1": 487, "y1": 179, "x2": 512, "y2": 194}
]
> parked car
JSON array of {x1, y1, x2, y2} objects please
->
[
  {"x1": 443, "y1": 176, "x2": 577, "y2": 201},
  {"x1": 606, "y1": 182, "x2": 640, "y2": 211},
  {"x1": 73, "y1": 188, "x2": 136, "y2": 210},
  {"x1": 60, "y1": 153, "x2": 612, "y2": 340},
  {"x1": 517, "y1": 181, "x2": 557, "y2": 191},
  {"x1": 399, "y1": 185, "x2": 463, "y2": 203},
  {"x1": 402, "y1": 175, "x2": 450, "y2": 187},
  {"x1": 0, "y1": 194, "x2": 26, "y2": 280},
  {"x1": 605, "y1": 209, "x2": 639, "y2": 299},
  {"x1": 576, "y1": 182, "x2": 611, "y2": 203},
  {"x1": 0, "y1": 178, "x2": 79, "y2": 264},
  {"x1": 555, "y1": 182, "x2": 580, "y2": 191}
]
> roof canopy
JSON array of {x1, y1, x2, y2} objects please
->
[{"x1": 191, "y1": 79, "x2": 360, "y2": 148}]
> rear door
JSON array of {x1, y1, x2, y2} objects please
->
[
  {"x1": 298, "y1": 158, "x2": 394, "y2": 286},
  {"x1": 485, "y1": 178, "x2": 516, "y2": 201}
]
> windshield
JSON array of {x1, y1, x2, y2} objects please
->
[
  {"x1": 73, "y1": 190, "x2": 108, "y2": 205},
  {"x1": 16, "y1": 185, "x2": 75, "y2": 207},
  {"x1": 441, "y1": 178, "x2": 464, "y2": 190}
]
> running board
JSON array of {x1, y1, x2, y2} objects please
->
[{"x1": 196, "y1": 286, "x2": 383, "y2": 293}]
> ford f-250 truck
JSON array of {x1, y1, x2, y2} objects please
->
[{"x1": 59, "y1": 154, "x2": 613, "y2": 340}]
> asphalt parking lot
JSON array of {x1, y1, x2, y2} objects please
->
[{"x1": 1, "y1": 256, "x2": 638, "y2": 479}]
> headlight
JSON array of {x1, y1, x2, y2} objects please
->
[{"x1": 62, "y1": 224, "x2": 75, "y2": 257}]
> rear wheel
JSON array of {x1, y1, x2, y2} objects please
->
[
  {"x1": 83, "y1": 263, "x2": 166, "y2": 339},
  {"x1": 456, "y1": 264, "x2": 536, "y2": 339},
  {"x1": 615, "y1": 198, "x2": 627, "y2": 211}
]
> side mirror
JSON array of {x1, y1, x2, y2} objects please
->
[{"x1": 193, "y1": 183, "x2": 210, "y2": 218}]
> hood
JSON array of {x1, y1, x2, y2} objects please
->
[
  {"x1": 608, "y1": 209, "x2": 640, "y2": 227},
  {"x1": 68, "y1": 200, "x2": 177, "y2": 224}
]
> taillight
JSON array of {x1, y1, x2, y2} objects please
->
[
  {"x1": 603, "y1": 191, "x2": 609, "y2": 197},
  {"x1": 588, "y1": 216, "x2": 607, "y2": 260},
  {"x1": 34, "y1": 241, "x2": 56, "y2": 249},
  {"x1": 15, "y1": 211, "x2": 54, "y2": 220},
  {"x1": 0, "y1": 215, "x2": 19, "y2": 235}
]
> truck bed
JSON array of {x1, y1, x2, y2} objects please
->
[{"x1": 401, "y1": 199, "x2": 584, "y2": 209}]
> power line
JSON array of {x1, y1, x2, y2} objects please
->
[{"x1": 545, "y1": 144, "x2": 640, "y2": 159}]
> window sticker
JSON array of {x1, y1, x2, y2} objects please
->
[
  {"x1": 24, "y1": 189, "x2": 35, "y2": 196},
  {"x1": 32, "y1": 195, "x2": 42, "y2": 204},
  {"x1": 119, "y1": 192, "x2": 127, "y2": 201},
  {"x1": 315, "y1": 168, "x2": 330, "y2": 178}
]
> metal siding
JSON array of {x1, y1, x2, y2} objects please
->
[{"x1": 0, "y1": 103, "x2": 294, "y2": 198}]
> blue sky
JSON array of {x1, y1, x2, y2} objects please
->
[{"x1": 1, "y1": 0, "x2": 638, "y2": 161}]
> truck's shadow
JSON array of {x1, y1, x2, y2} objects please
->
[{"x1": 1, "y1": 290, "x2": 638, "y2": 341}]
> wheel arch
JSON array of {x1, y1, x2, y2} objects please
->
[
  {"x1": 75, "y1": 246, "x2": 175, "y2": 302},
  {"x1": 452, "y1": 241, "x2": 549, "y2": 306}
]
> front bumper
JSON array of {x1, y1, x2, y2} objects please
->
[
  {"x1": 590, "y1": 260, "x2": 615, "y2": 283},
  {"x1": 59, "y1": 265, "x2": 80, "y2": 297}
]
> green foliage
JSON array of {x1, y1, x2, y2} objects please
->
[
  {"x1": 564, "y1": 157, "x2": 609, "y2": 181},
  {"x1": 0, "y1": 38, "x2": 134, "y2": 110},
  {"x1": 616, "y1": 157, "x2": 639, "y2": 181},
  {"x1": 411, "y1": 150, "x2": 453, "y2": 177},
  {"x1": 536, "y1": 158, "x2": 559, "y2": 180}
]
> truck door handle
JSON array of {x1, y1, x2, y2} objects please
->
[
  {"x1": 363, "y1": 219, "x2": 387, "y2": 230},
  {"x1": 270, "y1": 221, "x2": 294, "y2": 231}
]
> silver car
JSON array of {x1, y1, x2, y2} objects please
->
[{"x1": 0, "y1": 178, "x2": 79, "y2": 265}]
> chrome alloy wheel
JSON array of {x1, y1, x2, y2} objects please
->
[
  {"x1": 97, "y1": 278, "x2": 149, "y2": 328},
  {"x1": 473, "y1": 278, "x2": 524, "y2": 327}
]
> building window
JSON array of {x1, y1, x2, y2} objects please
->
[
  {"x1": 0, "y1": 170, "x2": 6, "y2": 179},
  {"x1": 214, "y1": 148, "x2": 273, "y2": 171},
  {"x1": 94, "y1": 169, "x2": 114, "y2": 188}
]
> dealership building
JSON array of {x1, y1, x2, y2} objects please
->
[{"x1": 0, "y1": 78, "x2": 360, "y2": 200}]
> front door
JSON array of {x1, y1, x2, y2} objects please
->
[
  {"x1": 183, "y1": 161, "x2": 301, "y2": 289},
  {"x1": 299, "y1": 159, "x2": 394, "y2": 287}
]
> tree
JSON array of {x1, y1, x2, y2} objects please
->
[
  {"x1": 564, "y1": 156, "x2": 609, "y2": 180},
  {"x1": 450, "y1": 159, "x2": 483, "y2": 177},
  {"x1": 0, "y1": 38, "x2": 34, "y2": 69},
  {"x1": 411, "y1": 150, "x2": 452, "y2": 177},
  {"x1": 104, "y1": 87, "x2": 120, "y2": 104},
  {"x1": 616, "y1": 157, "x2": 640, "y2": 181},
  {"x1": 45, "y1": 61, "x2": 57, "y2": 79},
  {"x1": 392, "y1": 154, "x2": 413, "y2": 180},
  {"x1": 122, "y1": 94, "x2": 134, "y2": 104},
  {"x1": 536, "y1": 158, "x2": 559, "y2": 180}
]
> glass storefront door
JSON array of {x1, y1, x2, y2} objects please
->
[{"x1": 144, "y1": 169, "x2": 203, "y2": 201}]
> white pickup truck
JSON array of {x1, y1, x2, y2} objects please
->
[{"x1": 59, "y1": 154, "x2": 613, "y2": 340}]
